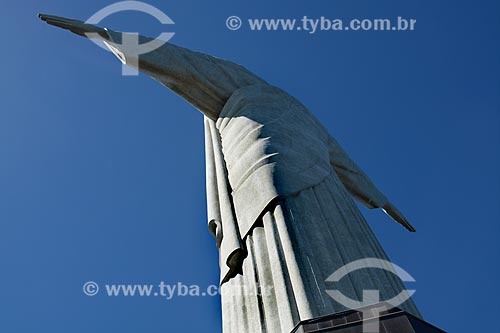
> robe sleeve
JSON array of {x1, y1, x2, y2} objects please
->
[
  {"x1": 328, "y1": 135, "x2": 416, "y2": 232},
  {"x1": 38, "y1": 14, "x2": 268, "y2": 120},
  {"x1": 328, "y1": 135, "x2": 389, "y2": 209},
  {"x1": 109, "y1": 33, "x2": 268, "y2": 120}
]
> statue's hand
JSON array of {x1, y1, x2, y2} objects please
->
[
  {"x1": 381, "y1": 202, "x2": 416, "y2": 232},
  {"x1": 39, "y1": 14, "x2": 110, "y2": 40}
]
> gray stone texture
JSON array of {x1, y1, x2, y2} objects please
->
[{"x1": 40, "y1": 15, "x2": 421, "y2": 332}]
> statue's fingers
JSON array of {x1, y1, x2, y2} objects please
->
[
  {"x1": 382, "y1": 204, "x2": 416, "y2": 232},
  {"x1": 39, "y1": 14, "x2": 108, "y2": 39}
]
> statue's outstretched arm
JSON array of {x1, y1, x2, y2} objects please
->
[
  {"x1": 328, "y1": 136, "x2": 416, "y2": 232},
  {"x1": 39, "y1": 14, "x2": 267, "y2": 120}
]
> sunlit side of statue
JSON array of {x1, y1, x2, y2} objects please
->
[{"x1": 40, "y1": 14, "x2": 420, "y2": 332}]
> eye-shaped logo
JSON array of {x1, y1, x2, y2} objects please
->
[
  {"x1": 84, "y1": 1, "x2": 175, "y2": 76},
  {"x1": 325, "y1": 258, "x2": 416, "y2": 333}
]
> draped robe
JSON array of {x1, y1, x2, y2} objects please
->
[
  {"x1": 38, "y1": 17, "x2": 421, "y2": 332},
  {"x1": 108, "y1": 34, "x2": 421, "y2": 332}
]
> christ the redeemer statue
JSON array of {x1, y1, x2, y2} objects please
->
[{"x1": 40, "y1": 14, "x2": 420, "y2": 332}]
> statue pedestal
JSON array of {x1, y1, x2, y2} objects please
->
[{"x1": 291, "y1": 302, "x2": 446, "y2": 333}]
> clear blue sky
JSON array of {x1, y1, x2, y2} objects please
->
[{"x1": 1, "y1": 0, "x2": 499, "y2": 332}]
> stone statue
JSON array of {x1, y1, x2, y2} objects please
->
[{"x1": 40, "y1": 14, "x2": 420, "y2": 332}]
